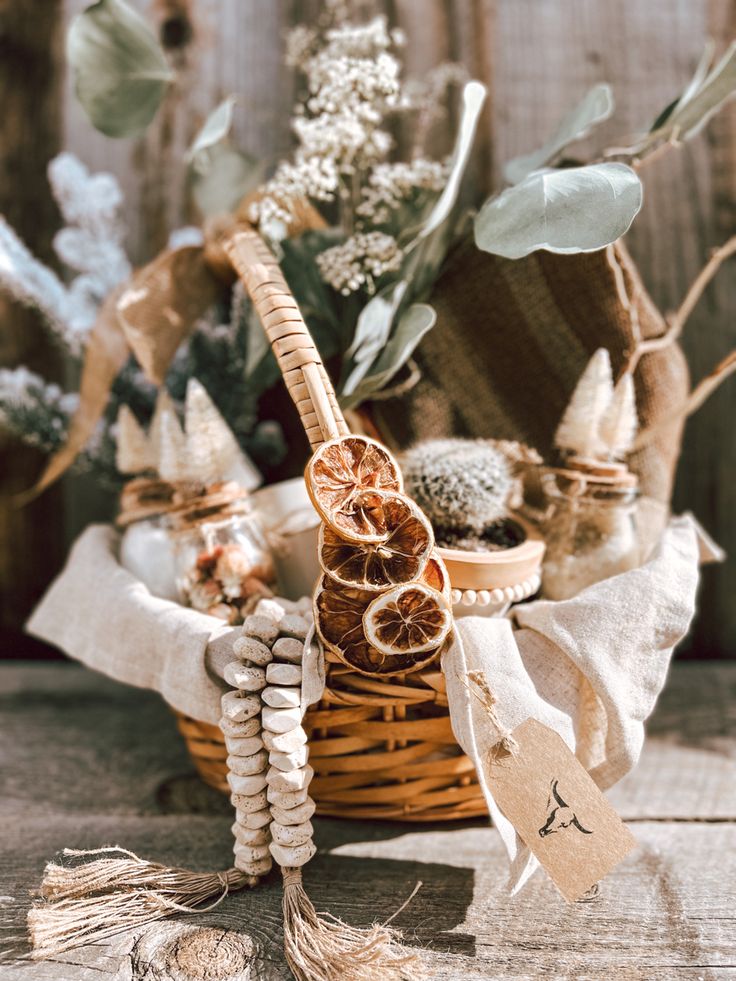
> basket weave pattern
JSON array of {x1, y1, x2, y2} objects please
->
[{"x1": 175, "y1": 230, "x2": 485, "y2": 821}]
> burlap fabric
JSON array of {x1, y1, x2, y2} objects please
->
[{"x1": 373, "y1": 240, "x2": 689, "y2": 504}]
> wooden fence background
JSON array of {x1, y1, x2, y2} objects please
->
[{"x1": 0, "y1": 0, "x2": 734, "y2": 658}]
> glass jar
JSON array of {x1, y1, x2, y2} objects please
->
[
  {"x1": 541, "y1": 469, "x2": 640, "y2": 601},
  {"x1": 118, "y1": 478, "x2": 182, "y2": 602},
  {"x1": 169, "y1": 498, "x2": 277, "y2": 624},
  {"x1": 120, "y1": 515, "x2": 179, "y2": 601}
]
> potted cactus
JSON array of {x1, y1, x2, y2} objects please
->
[{"x1": 401, "y1": 439, "x2": 545, "y2": 612}]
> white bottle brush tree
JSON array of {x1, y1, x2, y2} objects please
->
[
  {"x1": 554, "y1": 348, "x2": 639, "y2": 463},
  {"x1": 116, "y1": 379, "x2": 261, "y2": 489}
]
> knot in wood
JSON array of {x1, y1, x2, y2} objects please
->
[{"x1": 130, "y1": 923, "x2": 254, "y2": 981}]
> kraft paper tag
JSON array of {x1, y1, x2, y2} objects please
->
[{"x1": 485, "y1": 718, "x2": 636, "y2": 901}]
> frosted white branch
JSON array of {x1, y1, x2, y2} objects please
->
[
  {"x1": 0, "y1": 153, "x2": 132, "y2": 354},
  {"x1": 0, "y1": 366, "x2": 78, "y2": 451},
  {"x1": 0, "y1": 219, "x2": 72, "y2": 336}
]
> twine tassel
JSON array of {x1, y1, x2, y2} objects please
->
[
  {"x1": 28, "y1": 847, "x2": 254, "y2": 960},
  {"x1": 281, "y1": 868, "x2": 424, "y2": 981}
]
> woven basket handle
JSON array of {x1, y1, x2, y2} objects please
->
[{"x1": 225, "y1": 230, "x2": 349, "y2": 450}]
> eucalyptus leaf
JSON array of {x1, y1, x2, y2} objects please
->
[
  {"x1": 341, "y1": 303, "x2": 436, "y2": 409},
  {"x1": 652, "y1": 41, "x2": 716, "y2": 130},
  {"x1": 395, "y1": 80, "x2": 485, "y2": 310},
  {"x1": 628, "y1": 41, "x2": 736, "y2": 156},
  {"x1": 504, "y1": 84, "x2": 614, "y2": 184},
  {"x1": 413, "y1": 81, "x2": 486, "y2": 242},
  {"x1": 474, "y1": 162, "x2": 642, "y2": 259},
  {"x1": 341, "y1": 282, "x2": 408, "y2": 396},
  {"x1": 187, "y1": 97, "x2": 263, "y2": 217},
  {"x1": 190, "y1": 144, "x2": 263, "y2": 217},
  {"x1": 67, "y1": 0, "x2": 172, "y2": 138},
  {"x1": 188, "y1": 97, "x2": 237, "y2": 160},
  {"x1": 663, "y1": 40, "x2": 736, "y2": 139}
]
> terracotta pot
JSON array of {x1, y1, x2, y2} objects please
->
[{"x1": 437, "y1": 517, "x2": 545, "y2": 597}]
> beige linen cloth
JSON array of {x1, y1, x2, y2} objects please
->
[
  {"x1": 443, "y1": 513, "x2": 706, "y2": 891},
  {"x1": 27, "y1": 524, "x2": 324, "y2": 725},
  {"x1": 28, "y1": 516, "x2": 708, "y2": 891},
  {"x1": 27, "y1": 525, "x2": 238, "y2": 724}
]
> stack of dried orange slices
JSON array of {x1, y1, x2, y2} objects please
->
[{"x1": 306, "y1": 435, "x2": 454, "y2": 677}]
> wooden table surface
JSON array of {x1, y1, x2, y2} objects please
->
[{"x1": 1, "y1": 661, "x2": 735, "y2": 981}]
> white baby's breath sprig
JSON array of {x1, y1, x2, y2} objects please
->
[
  {"x1": 253, "y1": 16, "x2": 402, "y2": 237},
  {"x1": 285, "y1": 25, "x2": 317, "y2": 69},
  {"x1": 316, "y1": 232, "x2": 403, "y2": 296},
  {"x1": 357, "y1": 158, "x2": 449, "y2": 225}
]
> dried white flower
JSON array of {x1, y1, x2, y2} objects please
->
[
  {"x1": 253, "y1": 17, "x2": 401, "y2": 235},
  {"x1": 0, "y1": 218, "x2": 74, "y2": 338},
  {"x1": 285, "y1": 25, "x2": 317, "y2": 68},
  {"x1": 321, "y1": 16, "x2": 395, "y2": 60},
  {"x1": 48, "y1": 152, "x2": 131, "y2": 315},
  {"x1": 357, "y1": 158, "x2": 448, "y2": 224},
  {"x1": 316, "y1": 231, "x2": 403, "y2": 296},
  {"x1": 252, "y1": 154, "x2": 340, "y2": 238},
  {"x1": 296, "y1": 115, "x2": 391, "y2": 173}
]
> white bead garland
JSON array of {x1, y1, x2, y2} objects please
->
[
  {"x1": 451, "y1": 572, "x2": 542, "y2": 612},
  {"x1": 222, "y1": 595, "x2": 319, "y2": 883},
  {"x1": 220, "y1": 604, "x2": 285, "y2": 879}
]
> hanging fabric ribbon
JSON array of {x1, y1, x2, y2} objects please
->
[
  {"x1": 20, "y1": 191, "x2": 327, "y2": 502},
  {"x1": 19, "y1": 287, "x2": 129, "y2": 503},
  {"x1": 116, "y1": 244, "x2": 225, "y2": 385},
  {"x1": 19, "y1": 242, "x2": 228, "y2": 502}
]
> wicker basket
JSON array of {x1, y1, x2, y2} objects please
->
[{"x1": 175, "y1": 230, "x2": 486, "y2": 822}]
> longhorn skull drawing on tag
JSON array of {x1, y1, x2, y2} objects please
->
[{"x1": 538, "y1": 779, "x2": 593, "y2": 837}]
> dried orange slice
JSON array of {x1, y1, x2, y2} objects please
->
[
  {"x1": 313, "y1": 574, "x2": 443, "y2": 676},
  {"x1": 363, "y1": 582, "x2": 453, "y2": 657},
  {"x1": 305, "y1": 436, "x2": 402, "y2": 543},
  {"x1": 421, "y1": 551, "x2": 451, "y2": 602},
  {"x1": 318, "y1": 492, "x2": 433, "y2": 592}
]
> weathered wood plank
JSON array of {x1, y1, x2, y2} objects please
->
[
  {"x1": 1, "y1": 663, "x2": 735, "y2": 978},
  {"x1": 610, "y1": 663, "x2": 736, "y2": 819},
  {"x1": 0, "y1": 665, "x2": 194, "y2": 819},
  {"x1": 2, "y1": 817, "x2": 735, "y2": 979}
]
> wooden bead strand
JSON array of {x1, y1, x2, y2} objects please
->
[
  {"x1": 222, "y1": 609, "x2": 284, "y2": 881},
  {"x1": 225, "y1": 595, "x2": 319, "y2": 874},
  {"x1": 261, "y1": 615, "x2": 317, "y2": 871}
]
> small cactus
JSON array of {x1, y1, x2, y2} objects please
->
[{"x1": 401, "y1": 438, "x2": 514, "y2": 537}]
